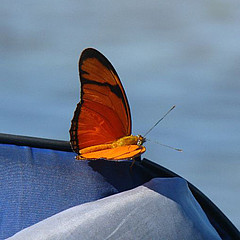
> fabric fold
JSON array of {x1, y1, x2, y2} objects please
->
[{"x1": 8, "y1": 178, "x2": 220, "y2": 240}]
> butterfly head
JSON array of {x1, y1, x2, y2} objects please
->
[{"x1": 137, "y1": 135, "x2": 145, "y2": 146}]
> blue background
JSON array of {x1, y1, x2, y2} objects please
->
[{"x1": 0, "y1": 1, "x2": 239, "y2": 229}]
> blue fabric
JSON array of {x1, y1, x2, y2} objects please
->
[
  {"x1": 8, "y1": 178, "x2": 220, "y2": 240},
  {"x1": 0, "y1": 144, "x2": 150, "y2": 239}
]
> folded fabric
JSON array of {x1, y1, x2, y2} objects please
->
[
  {"x1": 0, "y1": 144, "x2": 151, "y2": 239},
  {"x1": 8, "y1": 178, "x2": 220, "y2": 240}
]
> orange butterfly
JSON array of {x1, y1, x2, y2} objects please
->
[{"x1": 69, "y1": 48, "x2": 146, "y2": 160}]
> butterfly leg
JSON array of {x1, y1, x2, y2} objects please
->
[
  {"x1": 130, "y1": 158, "x2": 136, "y2": 169},
  {"x1": 75, "y1": 155, "x2": 86, "y2": 160}
]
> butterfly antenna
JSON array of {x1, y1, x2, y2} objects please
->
[
  {"x1": 146, "y1": 138, "x2": 182, "y2": 152},
  {"x1": 143, "y1": 105, "x2": 176, "y2": 138}
]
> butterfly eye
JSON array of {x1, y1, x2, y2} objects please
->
[{"x1": 137, "y1": 135, "x2": 145, "y2": 146}]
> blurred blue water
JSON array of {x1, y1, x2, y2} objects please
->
[{"x1": 1, "y1": 0, "x2": 239, "y2": 230}]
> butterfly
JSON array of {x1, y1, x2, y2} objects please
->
[{"x1": 69, "y1": 48, "x2": 146, "y2": 160}]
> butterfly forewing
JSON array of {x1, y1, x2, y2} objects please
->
[{"x1": 70, "y1": 48, "x2": 132, "y2": 154}]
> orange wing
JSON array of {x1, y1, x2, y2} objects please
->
[
  {"x1": 70, "y1": 48, "x2": 132, "y2": 154},
  {"x1": 79, "y1": 145, "x2": 146, "y2": 160}
]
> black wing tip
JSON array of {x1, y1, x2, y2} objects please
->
[
  {"x1": 79, "y1": 48, "x2": 114, "y2": 71},
  {"x1": 80, "y1": 48, "x2": 104, "y2": 62},
  {"x1": 81, "y1": 48, "x2": 103, "y2": 57}
]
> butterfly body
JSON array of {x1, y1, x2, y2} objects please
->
[{"x1": 70, "y1": 48, "x2": 146, "y2": 160}]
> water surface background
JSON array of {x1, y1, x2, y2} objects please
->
[{"x1": 1, "y1": 1, "x2": 239, "y2": 229}]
